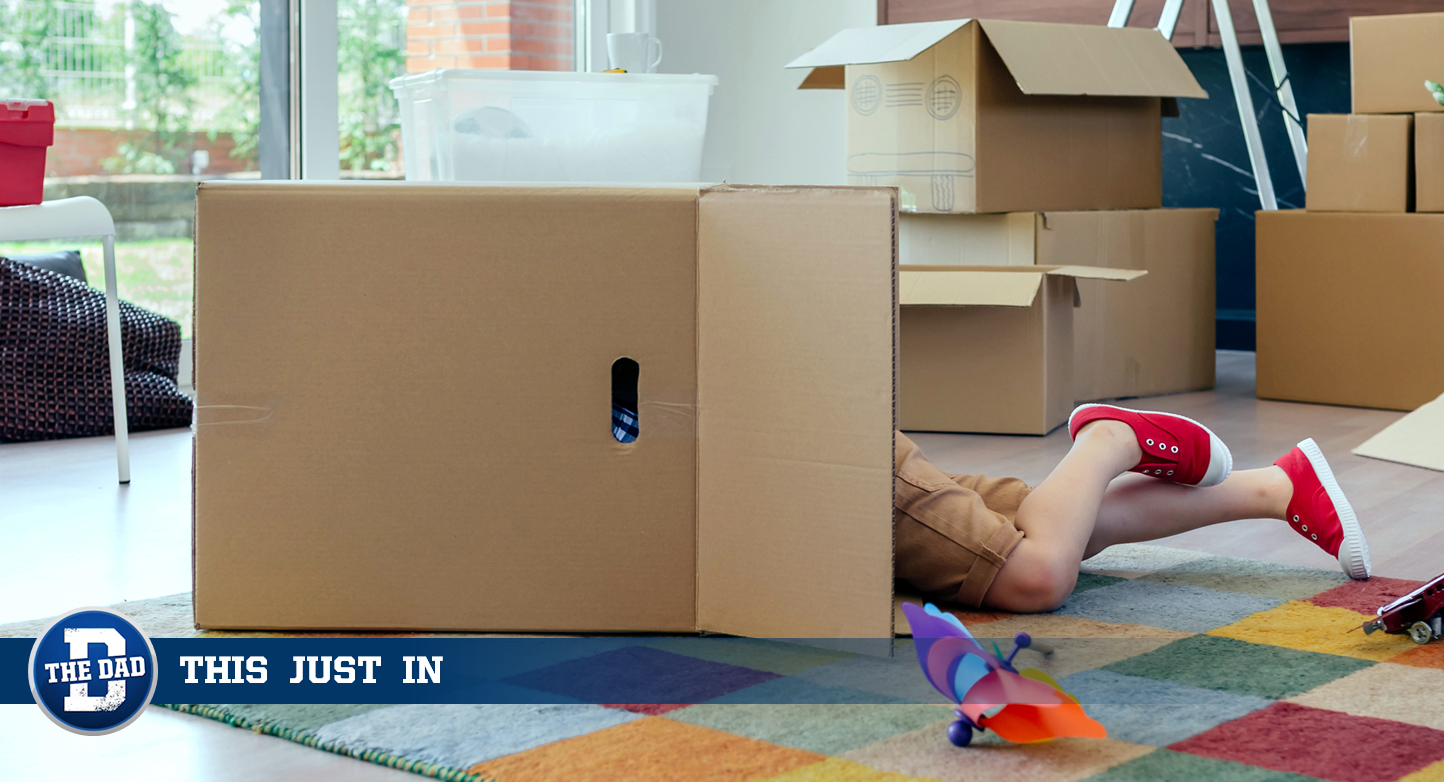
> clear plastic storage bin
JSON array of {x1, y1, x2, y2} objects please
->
[{"x1": 389, "y1": 70, "x2": 718, "y2": 183}]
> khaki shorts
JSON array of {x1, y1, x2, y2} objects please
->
[{"x1": 895, "y1": 432, "x2": 1029, "y2": 608}]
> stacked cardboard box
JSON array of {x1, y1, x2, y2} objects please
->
[
  {"x1": 1258, "y1": 12, "x2": 1444, "y2": 411},
  {"x1": 789, "y1": 20, "x2": 1214, "y2": 434}
]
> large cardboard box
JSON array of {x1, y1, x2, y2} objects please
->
[
  {"x1": 1417, "y1": 112, "x2": 1444, "y2": 212},
  {"x1": 1257, "y1": 210, "x2": 1444, "y2": 411},
  {"x1": 785, "y1": 19, "x2": 1206, "y2": 214},
  {"x1": 1306, "y1": 114, "x2": 1413, "y2": 212},
  {"x1": 899, "y1": 265, "x2": 1144, "y2": 435},
  {"x1": 193, "y1": 182, "x2": 898, "y2": 637},
  {"x1": 1351, "y1": 12, "x2": 1444, "y2": 115},
  {"x1": 900, "y1": 209, "x2": 1217, "y2": 404}
]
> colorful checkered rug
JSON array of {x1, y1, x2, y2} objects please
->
[{"x1": 5, "y1": 544, "x2": 1442, "y2": 782}]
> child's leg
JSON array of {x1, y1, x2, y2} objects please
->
[
  {"x1": 1082, "y1": 467, "x2": 1292, "y2": 559},
  {"x1": 982, "y1": 419, "x2": 1143, "y2": 612},
  {"x1": 984, "y1": 414, "x2": 1363, "y2": 612}
]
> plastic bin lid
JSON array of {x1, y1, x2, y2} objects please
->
[
  {"x1": 390, "y1": 69, "x2": 718, "y2": 91},
  {"x1": 0, "y1": 100, "x2": 55, "y2": 147}
]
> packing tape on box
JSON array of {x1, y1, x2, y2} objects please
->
[
  {"x1": 640, "y1": 400, "x2": 696, "y2": 415},
  {"x1": 193, "y1": 401, "x2": 693, "y2": 432},
  {"x1": 194, "y1": 404, "x2": 275, "y2": 428},
  {"x1": 1346, "y1": 116, "x2": 1370, "y2": 157}
]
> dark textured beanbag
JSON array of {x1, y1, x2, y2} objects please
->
[{"x1": 0, "y1": 256, "x2": 193, "y2": 441}]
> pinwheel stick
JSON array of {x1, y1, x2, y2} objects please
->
[{"x1": 1006, "y1": 632, "x2": 1055, "y2": 665}]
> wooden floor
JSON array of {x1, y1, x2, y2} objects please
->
[{"x1": 0, "y1": 349, "x2": 1440, "y2": 780}]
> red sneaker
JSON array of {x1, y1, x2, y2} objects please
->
[
  {"x1": 1068, "y1": 404, "x2": 1232, "y2": 487},
  {"x1": 1275, "y1": 438, "x2": 1371, "y2": 580}
]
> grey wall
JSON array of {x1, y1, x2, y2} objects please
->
[{"x1": 654, "y1": 0, "x2": 874, "y2": 185}]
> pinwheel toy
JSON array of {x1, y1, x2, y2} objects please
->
[{"x1": 902, "y1": 602, "x2": 1107, "y2": 747}]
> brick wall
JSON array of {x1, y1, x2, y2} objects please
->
[
  {"x1": 47, "y1": 128, "x2": 250, "y2": 178},
  {"x1": 406, "y1": 0, "x2": 574, "y2": 73}
]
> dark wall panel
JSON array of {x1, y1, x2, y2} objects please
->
[{"x1": 1164, "y1": 42, "x2": 1351, "y2": 349}]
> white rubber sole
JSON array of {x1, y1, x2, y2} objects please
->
[
  {"x1": 1070, "y1": 403, "x2": 1233, "y2": 488},
  {"x1": 1296, "y1": 437, "x2": 1372, "y2": 580}
]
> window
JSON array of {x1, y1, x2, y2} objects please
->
[
  {"x1": 1, "y1": 0, "x2": 587, "y2": 333},
  {"x1": 338, "y1": 0, "x2": 577, "y2": 177},
  {"x1": 0, "y1": 0, "x2": 262, "y2": 338}
]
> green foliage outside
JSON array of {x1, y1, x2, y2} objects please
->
[
  {"x1": 212, "y1": 1, "x2": 261, "y2": 164},
  {"x1": 0, "y1": 0, "x2": 56, "y2": 100},
  {"x1": 338, "y1": 0, "x2": 407, "y2": 172},
  {"x1": 104, "y1": 1, "x2": 198, "y2": 174},
  {"x1": 1, "y1": 0, "x2": 408, "y2": 335},
  {"x1": 2, "y1": 0, "x2": 408, "y2": 173}
]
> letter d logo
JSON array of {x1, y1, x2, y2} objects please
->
[{"x1": 29, "y1": 608, "x2": 157, "y2": 735}]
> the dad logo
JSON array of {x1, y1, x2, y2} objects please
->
[{"x1": 28, "y1": 608, "x2": 157, "y2": 735}]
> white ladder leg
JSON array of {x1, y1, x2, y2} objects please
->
[
  {"x1": 103, "y1": 234, "x2": 130, "y2": 484},
  {"x1": 1213, "y1": 0, "x2": 1278, "y2": 211},
  {"x1": 1156, "y1": 0, "x2": 1185, "y2": 40},
  {"x1": 1252, "y1": 0, "x2": 1308, "y2": 187},
  {"x1": 1107, "y1": 0, "x2": 1136, "y2": 27}
]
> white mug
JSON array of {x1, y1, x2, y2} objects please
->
[{"x1": 607, "y1": 32, "x2": 662, "y2": 73}]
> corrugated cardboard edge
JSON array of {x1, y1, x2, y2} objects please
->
[
  {"x1": 191, "y1": 182, "x2": 201, "y2": 631},
  {"x1": 890, "y1": 188, "x2": 899, "y2": 640},
  {"x1": 1353, "y1": 392, "x2": 1444, "y2": 472}
]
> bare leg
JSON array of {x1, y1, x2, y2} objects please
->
[
  {"x1": 1083, "y1": 467, "x2": 1291, "y2": 559},
  {"x1": 983, "y1": 420, "x2": 1138, "y2": 612},
  {"x1": 982, "y1": 421, "x2": 1292, "y2": 613}
]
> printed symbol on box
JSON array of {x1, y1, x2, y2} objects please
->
[
  {"x1": 847, "y1": 151, "x2": 973, "y2": 212},
  {"x1": 886, "y1": 82, "x2": 924, "y2": 108},
  {"x1": 927, "y1": 76, "x2": 961, "y2": 120},
  {"x1": 28, "y1": 607, "x2": 157, "y2": 735},
  {"x1": 852, "y1": 75, "x2": 882, "y2": 115}
]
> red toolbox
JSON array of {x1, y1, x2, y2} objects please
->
[{"x1": 0, "y1": 100, "x2": 55, "y2": 207}]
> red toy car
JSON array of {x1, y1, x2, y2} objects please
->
[{"x1": 1362, "y1": 571, "x2": 1444, "y2": 644}]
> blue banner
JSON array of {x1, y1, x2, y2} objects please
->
[{"x1": 3, "y1": 637, "x2": 905, "y2": 706}]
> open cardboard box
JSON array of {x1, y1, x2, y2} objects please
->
[
  {"x1": 786, "y1": 19, "x2": 1205, "y2": 214},
  {"x1": 193, "y1": 182, "x2": 898, "y2": 638},
  {"x1": 899, "y1": 265, "x2": 1145, "y2": 435},
  {"x1": 900, "y1": 209, "x2": 1216, "y2": 403}
]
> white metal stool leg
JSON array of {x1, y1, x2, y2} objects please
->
[{"x1": 102, "y1": 234, "x2": 130, "y2": 484}]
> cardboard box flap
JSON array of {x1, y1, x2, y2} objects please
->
[
  {"x1": 695, "y1": 186, "x2": 896, "y2": 639},
  {"x1": 1045, "y1": 265, "x2": 1147, "y2": 281},
  {"x1": 977, "y1": 20, "x2": 1207, "y2": 99},
  {"x1": 901, "y1": 269, "x2": 1044, "y2": 307},
  {"x1": 785, "y1": 19, "x2": 971, "y2": 88},
  {"x1": 901, "y1": 264, "x2": 1146, "y2": 307},
  {"x1": 797, "y1": 66, "x2": 845, "y2": 90},
  {"x1": 1353, "y1": 392, "x2": 1444, "y2": 472}
]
